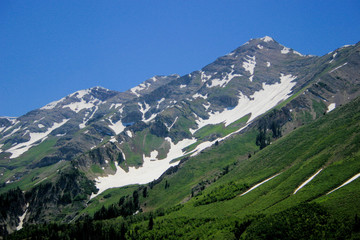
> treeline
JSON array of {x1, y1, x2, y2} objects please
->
[
  {"x1": 8, "y1": 202, "x2": 359, "y2": 239},
  {"x1": 93, "y1": 191, "x2": 140, "y2": 221}
]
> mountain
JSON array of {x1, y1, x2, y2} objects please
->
[{"x1": 1, "y1": 36, "x2": 360, "y2": 236}]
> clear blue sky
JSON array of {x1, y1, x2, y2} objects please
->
[{"x1": 1, "y1": 0, "x2": 359, "y2": 117}]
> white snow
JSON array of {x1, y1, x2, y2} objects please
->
[
  {"x1": 138, "y1": 102, "x2": 157, "y2": 123},
  {"x1": 126, "y1": 130, "x2": 133, "y2": 138},
  {"x1": 130, "y1": 82, "x2": 151, "y2": 97},
  {"x1": 203, "y1": 102, "x2": 211, "y2": 110},
  {"x1": 139, "y1": 102, "x2": 151, "y2": 116},
  {"x1": 180, "y1": 84, "x2": 187, "y2": 88},
  {"x1": 91, "y1": 137, "x2": 196, "y2": 198},
  {"x1": 38, "y1": 124, "x2": 45, "y2": 128},
  {"x1": 293, "y1": 168, "x2": 323, "y2": 194},
  {"x1": 329, "y1": 52, "x2": 337, "y2": 63},
  {"x1": 192, "y1": 93, "x2": 208, "y2": 99},
  {"x1": 79, "y1": 106, "x2": 98, "y2": 129},
  {"x1": 261, "y1": 36, "x2": 274, "y2": 42},
  {"x1": 157, "y1": 98, "x2": 165, "y2": 108},
  {"x1": 110, "y1": 103, "x2": 123, "y2": 110},
  {"x1": 267, "y1": 62, "x2": 271, "y2": 67},
  {"x1": 208, "y1": 71, "x2": 242, "y2": 88},
  {"x1": 240, "y1": 173, "x2": 281, "y2": 196},
  {"x1": 193, "y1": 74, "x2": 297, "y2": 132},
  {"x1": 326, "y1": 103, "x2": 336, "y2": 113},
  {"x1": 62, "y1": 90, "x2": 102, "y2": 113},
  {"x1": 327, "y1": 173, "x2": 360, "y2": 195},
  {"x1": 165, "y1": 116, "x2": 178, "y2": 131},
  {"x1": 16, "y1": 203, "x2": 29, "y2": 231},
  {"x1": 242, "y1": 55, "x2": 256, "y2": 82},
  {"x1": 281, "y1": 47, "x2": 290, "y2": 54},
  {"x1": 330, "y1": 62, "x2": 348, "y2": 73},
  {"x1": 108, "y1": 118, "x2": 125, "y2": 135},
  {"x1": 6, "y1": 119, "x2": 69, "y2": 159},
  {"x1": 257, "y1": 44, "x2": 264, "y2": 49},
  {"x1": 293, "y1": 50, "x2": 304, "y2": 57},
  {"x1": 200, "y1": 71, "x2": 212, "y2": 83},
  {"x1": 2, "y1": 126, "x2": 22, "y2": 140}
]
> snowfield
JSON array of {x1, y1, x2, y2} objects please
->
[
  {"x1": 108, "y1": 118, "x2": 126, "y2": 135},
  {"x1": 193, "y1": 74, "x2": 297, "y2": 132},
  {"x1": 91, "y1": 137, "x2": 196, "y2": 198}
]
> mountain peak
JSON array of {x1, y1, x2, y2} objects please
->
[{"x1": 260, "y1": 36, "x2": 274, "y2": 42}]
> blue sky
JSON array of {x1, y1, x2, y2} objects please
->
[{"x1": 1, "y1": 1, "x2": 360, "y2": 117}]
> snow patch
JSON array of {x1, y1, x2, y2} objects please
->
[
  {"x1": 267, "y1": 62, "x2": 271, "y2": 67},
  {"x1": 242, "y1": 55, "x2": 256, "y2": 82},
  {"x1": 138, "y1": 102, "x2": 156, "y2": 123},
  {"x1": 79, "y1": 106, "x2": 98, "y2": 129},
  {"x1": 200, "y1": 71, "x2": 212, "y2": 83},
  {"x1": 165, "y1": 117, "x2": 178, "y2": 131},
  {"x1": 257, "y1": 44, "x2": 264, "y2": 49},
  {"x1": 193, "y1": 93, "x2": 208, "y2": 99},
  {"x1": 203, "y1": 102, "x2": 211, "y2": 110},
  {"x1": 293, "y1": 168, "x2": 323, "y2": 194},
  {"x1": 293, "y1": 50, "x2": 304, "y2": 56},
  {"x1": 156, "y1": 98, "x2": 165, "y2": 109},
  {"x1": 208, "y1": 71, "x2": 242, "y2": 88},
  {"x1": 38, "y1": 124, "x2": 45, "y2": 128},
  {"x1": 261, "y1": 36, "x2": 273, "y2": 42},
  {"x1": 126, "y1": 130, "x2": 133, "y2": 138},
  {"x1": 16, "y1": 203, "x2": 29, "y2": 231},
  {"x1": 330, "y1": 62, "x2": 347, "y2": 73},
  {"x1": 62, "y1": 92, "x2": 102, "y2": 113},
  {"x1": 240, "y1": 173, "x2": 281, "y2": 196},
  {"x1": 6, "y1": 119, "x2": 69, "y2": 159},
  {"x1": 327, "y1": 103, "x2": 336, "y2": 113},
  {"x1": 281, "y1": 47, "x2": 290, "y2": 54},
  {"x1": 329, "y1": 52, "x2": 337, "y2": 63},
  {"x1": 91, "y1": 137, "x2": 196, "y2": 198},
  {"x1": 327, "y1": 173, "x2": 360, "y2": 195},
  {"x1": 110, "y1": 103, "x2": 123, "y2": 110},
  {"x1": 130, "y1": 82, "x2": 151, "y2": 97},
  {"x1": 108, "y1": 118, "x2": 125, "y2": 135},
  {"x1": 180, "y1": 84, "x2": 186, "y2": 88}
]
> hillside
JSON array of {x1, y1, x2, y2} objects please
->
[
  {"x1": 9, "y1": 87, "x2": 360, "y2": 240},
  {"x1": 0, "y1": 36, "x2": 360, "y2": 236}
]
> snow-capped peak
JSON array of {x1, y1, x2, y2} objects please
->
[{"x1": 261, "y1": 36, "x2": 274, "y2": 42}]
